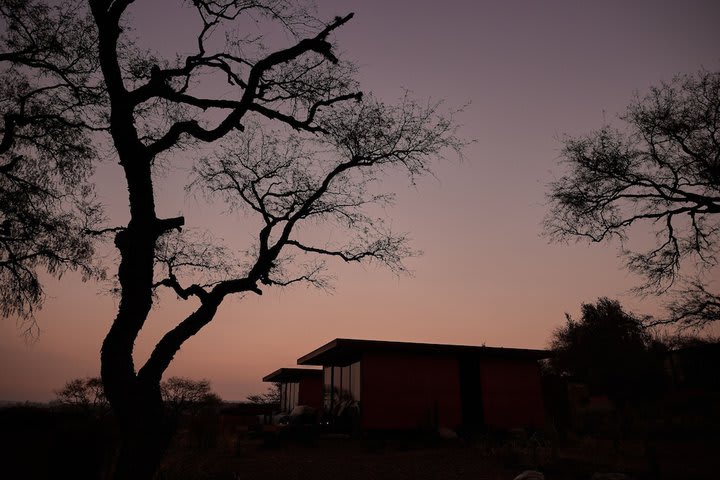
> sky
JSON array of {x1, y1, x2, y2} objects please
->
[{"x1": 1, "y1": 0, "x2": 719, "y2": 402}]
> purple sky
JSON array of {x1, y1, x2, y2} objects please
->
[{"x1": 1, "y1": 0, "x2": 719, "y2": 402}]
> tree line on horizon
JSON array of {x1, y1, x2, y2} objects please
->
[
  {"x1": 53, "y1": 376, "x2": 222, "y2": 417},
  {"x1": 52, "y1": 374, "x2": 281, "y2": 411}
]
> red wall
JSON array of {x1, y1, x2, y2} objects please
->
[
  {"x1": 298, "y1": 376, "x2": 323, "y2": 410},
  {"x1": 361, "y1": 352, "x2": 462, "y2": 430},
  {"x1": 479, "y1": 359, "x2": 545, "y2": 429}
]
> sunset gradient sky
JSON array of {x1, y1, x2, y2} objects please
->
[{"x1": 1, "y1": 0, "x2": 719, "y2": 402}]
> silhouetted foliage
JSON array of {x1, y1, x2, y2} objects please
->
[
  {"x1": 545, "y1": 69, "x2": 720, "y2": 328},
  {"x1": 0, "y1": 0, "x2": 106, "y2": 332},
  {"x1": 654, "y1": 331, "x2": 720, "y2": 350},
  {"x1": 549, "y1": 298, "x2": 666, "y2": 400},
  {"x1": 161, "y1": 376, "x2": 222, "y2": 418},
  {"x1": 54, "y1": 376, "x2": 110, "y2": 416},
  {"x1": 55, "y1": 375, "x2": 221, "y2": 417},
  {"x1": 2, "y1": 1, "x2": 464, "y2": 478},
  {"x1": 247, "y1": 382, "x2": 281, "y2": 405}
]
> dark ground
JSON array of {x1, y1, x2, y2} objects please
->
[
  {"x1": 2, "y1": 405, "x2": 716, "y2": 480},
  {"x1": 157, "y1": 430, "x2": 717, "y2": 480}
]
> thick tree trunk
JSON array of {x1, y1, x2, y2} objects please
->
[
  {"x1": 102, "y1": 230, "x2": 172, "y2": 480},
  {"x1": 113, "y1": 387, "x2": 175, "y2": 480},
  {"x1": 102, "y1": 228, "x2": 219, "y2": 479},
  {"x1": 101, "y1": 172, "x2": 164, "y2": 479}
]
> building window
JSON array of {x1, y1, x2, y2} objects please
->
[
  {"x1": 323, "y1": 361, "x2": 361, "y2": 419},
  {"x1": 281, "y1": 382, "x2": 300, "y2": 411},
  {"x1": 351, "y1": 361, "x2": 361, "y2": 401},
  {"x1": 341, "y1": 364, "x2": 351, "y2": 397},
  {"x1": 323, "y1": 366, "x2": 333, "y2": 411}
]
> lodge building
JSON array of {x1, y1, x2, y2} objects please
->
[{"x1": 264, "y1": 338, "x2": 550, "y2": 432}]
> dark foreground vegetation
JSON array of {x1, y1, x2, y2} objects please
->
[{"x1": 2, "y1": 389, "x2": 718, "y2": 480}]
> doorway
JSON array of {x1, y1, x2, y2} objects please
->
[{"x1": 459, "y1": 356, "x2": 484, "y2": 432}]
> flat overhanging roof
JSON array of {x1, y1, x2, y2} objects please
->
[
  {"x1": 297, "y1": 338, "x2": 552, "y2": 366},
  {"x1": 262, "y1": 367, "x2": 322, "y2": 383}
]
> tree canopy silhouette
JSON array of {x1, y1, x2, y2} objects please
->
[
  {"x1": 549, "y1": 298, "x2": 665, "y2": 400},
  {"x1": 1, "y1": 1, "x2": 464, "y2": 478},
  {"x1": 246, "y1": 381, "x2": 281, "y2": 405},
  {"x1": 54, "y1": 376, "x2": 109, "y2": 416},
  {"x1": 0, "y1": 0, "x2": 106, "y2": 333},
  {"x1": 545, "y1": 69, "x2": 720, "y2": 328},
  {"x1": 55, "y1": 375, "x2": 220, "y2": 417}
]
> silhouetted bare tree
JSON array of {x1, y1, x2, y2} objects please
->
[
  {"x1": 55, "y1": 376, "x2": 110, "y2": 416},
  {"x1": 246, "y1": 382, "x2": 281, "y2": 405},
  {"x1": 545, "y1": 69, "x2": 720, "y2": 328},
  {"x1": 2, "y1": 1, "x2": 464, "y2": 478},
  {"x1": 160, "y1": 376, "x2": 221, "y2": 417},
  {"x1": 55, "y1": 375, "x2": 220, "y2": 417}
]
